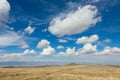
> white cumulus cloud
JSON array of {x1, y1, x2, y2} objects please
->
[
  {"x1": 59, "y1": 47, "x2": 76, "y2": 56},
  {"x1": 48, "y1": 5, "x2": 101, "y2": 36},
  {"x1": 0, "y1": 0, "x2": 10, "y2": 27},
  {"x1": 95, "y1": 46, "x2": 120, "y2": 55},
  {"x1": 58, "y1": 43, "x2": 120, "y2": 56},
  {"x1": 40, "y1": 46, "x2": 55, "y2": 56},
  {"x1": 66, "y1": 47, "x2": 76, "y2": 55},
  {"x1": 76, "y1": 34, "x2": 99, "y2": 44},
  {"x1": 59, "y1": 43, "x2": 97, "y2": 56},
  {"x1": 57, "y1": 45, "x2": 64, "y2": 49},
  {"x1": 37, "y1": 39, "x2": 50, "y2": 49},
  {"x1": 77, "y1": 43, "x2": 98, "y2": 54},
  {"x1": 24, "y1": 26, "x2": 35, "y2": 34},
  {"x1": 23, "y1": 49, "x2": 36, "y2": 55}
]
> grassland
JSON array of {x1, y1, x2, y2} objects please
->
[{"x1": 0, "y1": 64, "x2": 120, "y2": 80}]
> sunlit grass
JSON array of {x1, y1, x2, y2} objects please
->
[{"x1": 0, "y1": 64, "x2": 120, "y2": 80}]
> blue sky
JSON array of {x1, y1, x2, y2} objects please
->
[{"x1": 0, "y1": 0, "x2": 120, "y2": 65}]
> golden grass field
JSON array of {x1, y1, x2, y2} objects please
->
[{"x1": 0, "y1": 64, "x2": 120, "y2": 80}]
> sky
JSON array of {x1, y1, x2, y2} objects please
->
[{"x1": 0, "y1": 0, "x2": 120, "y2": 65}]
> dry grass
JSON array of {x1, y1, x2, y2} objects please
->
[{"x1": 0, "y1": 65, "x2": 120, "y2": 80}]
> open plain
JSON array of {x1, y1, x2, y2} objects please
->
[{"x1": 0, "y1": 64, "x2": 120, "y2": 80}]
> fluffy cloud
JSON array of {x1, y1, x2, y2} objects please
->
[
  {"x1": 66, "y1": 47, "x2": 76, "y2": 55},
  {"x1": 58, "y1": 43, "x2": 120, "y2": 56},
  {"x1": 95, "y1": 46, "x2": 120, "y2": 55},
  {"x1": 76, "y1": 34, "x2": 99, "y2": 44},
  {"x1": 59, "y1": 43, "x2": 97, "y2": 56},
  {"x1": 37, "y1": 39, "x2": 50, "y2": 49},
  {"x1": 37, "y1": 39, "x2": 56, "y2": 56},
  {"x1": 48, "y1": 5, "x2": 101, "y2": 36},
  {"x1": 59, "y1": 47, "x2": 76, "y2": 56},
  {"x1": 40, "y1": 46, "x2": 55, "y2": 56},
  {"x1": 24, "y1": 26, "x2": 35, "y2": 34},
  {"x1": 57, "y1": 45, "x2": 64, "y2": 49},
  {"x1": 0, "y1": 31, "x2": 22, "y2": 47},
  {"x1": 0, "y1": 0, "x2": 10, "y2": 27},
  {"x1": 58, "y1": 39, "x2": 67, "y2": 43},
  {"x1": 18, "y1": 40, "x2": 29, "y2": 49},
  {"x1": 23, "y1": 49, "x2": 36, "y2": 55},
  {"x1": 77, "y1": 43, "x2": 97, "y2": 54}
]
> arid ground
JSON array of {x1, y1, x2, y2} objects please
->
[{"x1": 0, "y1": 64, "x2": 120, "y2": 80}]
